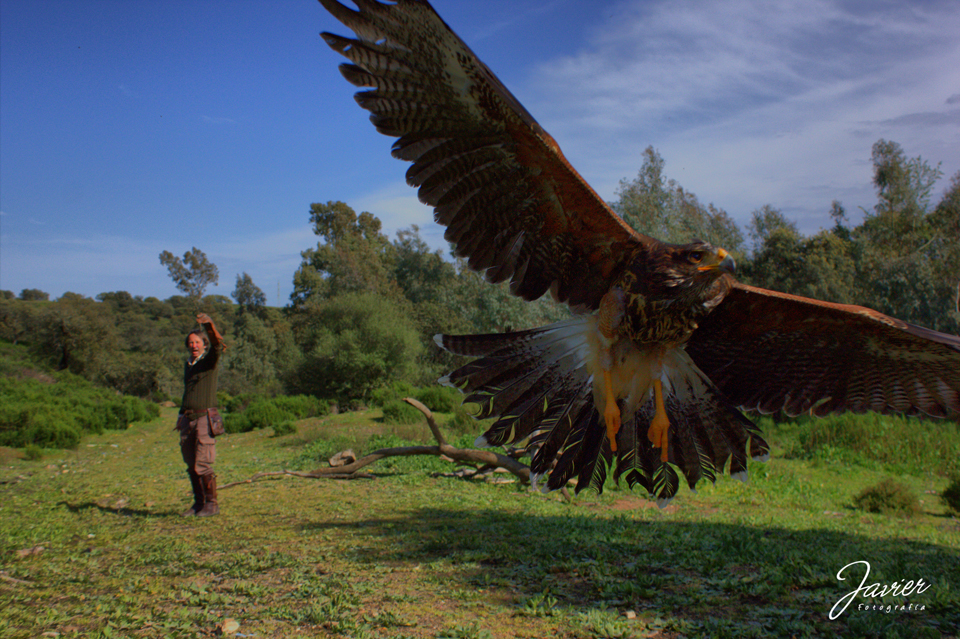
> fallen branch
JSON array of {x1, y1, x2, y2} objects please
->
[
  {"x1": 221, "y1": 397, "x2": 531, "y2": 489},
  {"x1": 0, "y1": 571, "x2": 33, "y2": 586}
]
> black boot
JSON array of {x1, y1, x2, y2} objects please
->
[
  {"x1": 196, "y1": 473, "x2": 219, "y2": 517},
  {"x1": 180, "y1": 470, "x2": 203, "y2": 517}
]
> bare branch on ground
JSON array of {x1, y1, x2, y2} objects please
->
[{"x1": 220, "y1": 397, "x2": 532, "y2": 489}]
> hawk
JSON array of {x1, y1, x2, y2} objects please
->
[{"x1": 318, "y1": 0, "x2": 960, "y2": 505}]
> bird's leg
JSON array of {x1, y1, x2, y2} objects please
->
[
  {"x1": 647, "y1": 378, "x2": 670, "y2": 462},
  {"x1": 602, "y1": 369, "x2": 620, "y2": 452},
  {"x1": 597, "y1": 288, "x2": 626, "y2": 452}
]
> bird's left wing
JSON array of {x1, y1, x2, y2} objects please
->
[
  {"x1": 319, "y1": 0, "x2": 651, "y2": 310},
  {"x1": 686, "y1": 282, "x2": 960, "y2": 418}
]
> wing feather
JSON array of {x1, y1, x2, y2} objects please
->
[
  {"x1": 687, "y1": 283, "x2": 960, "y2": 418},
  {"x1": 319, "y1": 0, "x2": 650, "y2": 310}
]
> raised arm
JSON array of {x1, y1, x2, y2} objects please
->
[{"x1": 196, "y1": 313, "x2": 225, "y2": 352}]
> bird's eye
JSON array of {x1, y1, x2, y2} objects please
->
[{"x1": 688, "y1": 251, "x2": 704, "y2": 264}]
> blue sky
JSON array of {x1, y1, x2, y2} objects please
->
[{"x1": 2, "y1": 0, "x2": 958, "y2": 304}]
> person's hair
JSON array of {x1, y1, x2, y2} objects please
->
[{"x1": 184, "y1": 329, "x2": 210, "y2": 349}]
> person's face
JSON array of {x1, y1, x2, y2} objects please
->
[{"x1": 187, "y1": 334, "x2": 205, "y2": 360}]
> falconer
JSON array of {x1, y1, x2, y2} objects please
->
[{"x1": 177, "y1": 313, "x2": 225, "y2": 517}]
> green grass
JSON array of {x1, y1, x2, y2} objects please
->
[{"x1": 0, "y1": 408, "x2": 957, "y2": 638}]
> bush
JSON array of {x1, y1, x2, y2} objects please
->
[
  {"x1": 218, "y1": 391, "x2": 261, "y2": 414},
  {"x1": 224, "y1": 395, "x2": 329, "y2": 434},
  {"x1": 0, "y1": 370, "x2": 159, "y2": 448},
  {"x1": 778, "y1": 412, "x2": 960, "y2": 476},
  {"x1": 413, "y1": 385, "x2": 461, "y2": 413},
  {"x1": 853, "y1": 479, "x2": 921, "y2": 517},
  {"x1": 369, "y1": 383, "x2": 460, "y2": 415},
  {"x1": 381, "y1": 399, "x2": 423, "y2": 425},
  {"x1": 270, "y1": 421, "x2": 297, "y2": 437},
  {"x1": 445, "y1": 404, "x2": 480, "y2": 437},
  {"x1": 289, "y1": 293, "x2": 424, "y2": 402},
  {"x1": 272, "y1": 394, "x2": 330, "y2": 419},
  {"x1": 23, "y1": 444, "x2": 43, "y2": 461},
  {"x1": 369, "y1": 381, "x2": 417, "y2": 408},
  {"x1": 941, "y1": 475, "x2": 960, "y2": 515}
]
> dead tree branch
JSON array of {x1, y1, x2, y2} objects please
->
[{"x1": 220, "y1": 397, "x2": 532, "y2": 489}]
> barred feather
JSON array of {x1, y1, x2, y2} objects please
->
[
  {"x1": 436, "y1": 317, "x2": 770, "y2": 507},
  {"x1": 319, "y1": 2, "x2": 960, "y2": 512}
]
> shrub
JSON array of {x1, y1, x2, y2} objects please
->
[
  {"x1": 368, "y1": 383, "x2": 458, "y2": 413},
  {"x1": 381, "y1": 399, "x2": 423, "y2": 425},
  {"x1": 369, "y1": 381, "x2": 417, "y2": 408},
  {"x1": 223, "y1": 395, "x2": 328, "y2": 434},
  {"x1": 272, "y1": 394, "x2": 329, "y2": 419},
  {"x1": 853, "y1": 479, "x2": 921, "y2": 517},
  {"x1": 242, "y1": 401, "x2": 294, "y2": 432},
  {"x1": 784, "y1": 412, "x2": 959, "y2": 476},
  {"x1": 446, "y1": 404, "x2": 479, "y2": 437},
  {"x1": 289, "y1": 293, "x2": 423, "y2": 402},
  {"x1": 23, "y1": 444, "x2": 43, "y2": 461},
  {"x1": 218, "y1": 391, "x2": 261, "y2": 414},
  {"x1": 941, "y1": 475, "x2": 960, "y2": 515},
  {"x1": 413, "y1": 385, "x2": 461, "y2": 413},
  {"x1": 0, "y1": 371, "x2": 157, "y2": 448},
  {"x1": 271, "y1": 421, "x2": 297, "y2": 437}
]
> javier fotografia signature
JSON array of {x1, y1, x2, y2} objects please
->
[{"x1": 829, "y1": 560, "x2": 931, "y2": 619}]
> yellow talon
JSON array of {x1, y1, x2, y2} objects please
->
[
  {"x1": 602, "y1": 370, "x2": 620, "y2": 451},
  {"x1": 648, "y1": 379, "x2": 670, "y2": 462}
]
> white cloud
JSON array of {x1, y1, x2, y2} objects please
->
[{"x1": 518, "y1": 0, "x2": 960, "y2": 233}]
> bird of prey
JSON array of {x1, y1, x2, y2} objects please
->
[{"x1": 317, "y1": 0, "x2": 960, "y2": 505}]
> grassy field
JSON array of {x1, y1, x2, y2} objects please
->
[{"x1": 1, "y1": 407, "x2": 958, "y2": 638}]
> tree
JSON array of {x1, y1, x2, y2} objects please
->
[
  {"x1": 291, "y1": 201, "x2": 398, "y2": 306},
  {"x1": 741, "y1": 204, "x2": 859, "y2": 303},
  {"x1": 614, "y1": 146, "x2": 745, "y2": 256},
  {"x1": 159, "y1": 247, "x2": 219, "y2": 305},
  {"x1": 289, "y1": 292, "x2": 424, "y2": 402},
  {"x1": 232, "y1": 272, "x2": 267, "y2": 316},
  {"x1": 33, "y1": 296, "x2": 119, "y2": 377},
  {"x1": 747, "y1": 204, "x2": 798, "y2": 251},
  {"x1": 19, "y1": 288, "x2": 49, "y2": 301},
  {"x1": 223, "y1": 314, "x2": 280, "y2": 395},
  {"x1": 745, "y1": 225, "x2": 856, "y2": 303},
  {"x1": 853, "y1": 141, "x2": 957, "y2": 333}
]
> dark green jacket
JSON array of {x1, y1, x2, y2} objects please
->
[{"x1": 180, "y1": 344, "x2": 223, "y2": 412}]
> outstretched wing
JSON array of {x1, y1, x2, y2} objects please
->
[
  {"x1": 686, "y1": 283, "x2": 960, "y2": 418},
  {"x1": 319, "y1": 0, "x2": 650, "y2": 310}
]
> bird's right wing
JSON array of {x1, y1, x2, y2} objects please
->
[
  {"x1": 319, "y1": 0, "x2": 653, "y2": 310},
  {"x1": 686, "y1": 282, "x2": 960, "y2": 418}
]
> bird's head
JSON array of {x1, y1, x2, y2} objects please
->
[{"x1": 637, "y1": 240, "x2": 736, "y2": 307}]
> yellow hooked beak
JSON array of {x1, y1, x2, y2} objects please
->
[{"x1": 697, "y1": 247, "x2": 736, "y2": 275}]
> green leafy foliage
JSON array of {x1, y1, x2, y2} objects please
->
[
  {"x1": 225, "y1": 394, "x2": 330, "y2": 434},
  {"x1": 853, "y1": 478, "x2": 921, "y2": 517},
  {"x1": 380, "y1": 399, "x2": 422, "y2": 425},
  {"x1": 0, "y1": 138, "x2": 957, "y2": 436},
  {"x1": 158, "y1": 246, "x2": 220, "y2": 305},
  {"x1": 369, "y1": 382, "x2": 460, "y2": 413},
  {"x1": 289, "y1": 292, "x2": 424, "y2": 402},
  {"x1": 616, "y1": 141, "x2": 960, "y2": 335},
  {"x1": 614, "y1": 146, "x2": 745, "y2": 255},
  {"x1": 758, "y1": 412, "x2": 960, "y2": 477},
  {"x1": 942, "y1": 475, "x2": 960, "y2": 515},
  {"x1": 0, "y1": 344, "x2": 159, "y2": 448},
  {"x1": 291, "y1": 201, "x2": 397, "y2": 307}
]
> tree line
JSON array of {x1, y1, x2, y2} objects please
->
[{"x1": 2, "y1": 138, "x2": 957, "y2": 408}]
